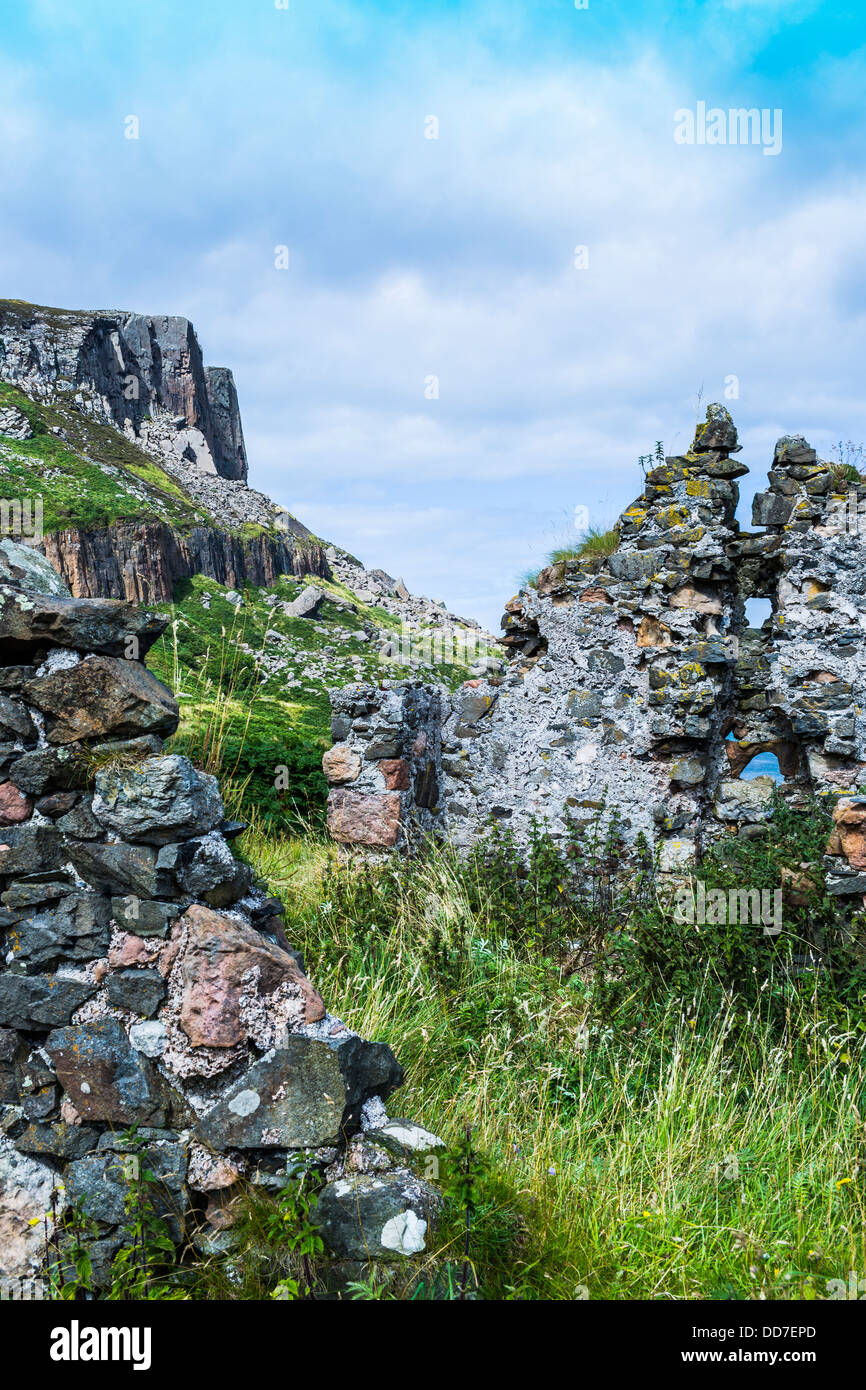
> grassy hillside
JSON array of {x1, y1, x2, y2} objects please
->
[
  {"x1": 147, "y1": 570, "x2": 485, "y2": 827},
  {"x1": 0, "y1": 379, "x2": 213, "y2": 532}
]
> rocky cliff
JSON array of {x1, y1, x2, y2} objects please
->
[
  {"x1": 0, "y1": 300, "x2": 247, "y2": 481},
  {"x1": 41, "y1": 519, "x2": 329, "y2": 604}
]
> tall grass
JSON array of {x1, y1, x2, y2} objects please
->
[{"x1": 231, "y1": 826, "x2": 866, "y2": 1300}]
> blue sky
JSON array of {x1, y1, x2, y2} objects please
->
[{"x1": 2, "y1": 1, "x2": 865, "y2": 629}]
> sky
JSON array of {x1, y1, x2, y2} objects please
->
[{"x1": 1, "y1": 0, "x2": 865, "y2": 631}]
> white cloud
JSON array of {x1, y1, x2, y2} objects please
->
[{"x1": 1, "y1": 28, "x2": 865, "y2": 630}]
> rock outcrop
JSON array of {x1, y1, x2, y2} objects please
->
[
  {"x1": 0, "y1": 543, "x2": 440, "y2": 1288},
  {"x1": 0, "y1": 300, "x2": 247, "y2": 481}
]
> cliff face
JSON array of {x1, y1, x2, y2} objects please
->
[
  {"x1": 40, "y1": 520, "x2": 329, "y2": 603},
  {"x1": 0, "y1": 300, "x2": 247, "y2": 481}
]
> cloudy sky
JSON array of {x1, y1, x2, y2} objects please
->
[{"x1": 1, "y1": 0, "x2": 864, "y2": 629}]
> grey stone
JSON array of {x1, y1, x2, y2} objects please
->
[
  {"x1": 15, "y1": 1122, "x2": 101, "y2": 1161},
  {"x1": 0, "y1": 693, "x2": 36, "y2": 742},
  {"x1": 367, "y1": 1118, "x2": 446, "y2": 1160},
  {"x1": 93, "y1": 754, "x2": 223, "y2": 845},
  {"x1": 286, "y1": 585, "x2": 325, "y2": 619},
  {"x1": 110, "y1": 896, "x2": 177, "y2": 937},
  {"x1": 128, "y1": 1021, "x2": 168, "y2": 1058},
  {"x1": 0, "y1": 589, "x2": 167, "y2": 658},
  {"x1": 65, "y1": 841, "x2": 171, "y2": 899},
  {"x1": 6, "y1": 747, "x2": 88, "y2": 796},
  {"x1": 106, "y1": 968, "x2": 165, "y2": 1017},
  {"x1": 313, "y1": 1169, "x2": 441, "y2": 1260},
  {"x1": 0, "y1": 538, "x2": 69, "y2": 595},
  {"x1": 2, "y1": 892, "x2": 112, "y2": 968},
  {"x1": 159, "y1": 831, "x2": 251, "y2": 908},
  {"x1": 0, "y1": 974, "x2": 97, "y2": 1031},
  {"x1": 196, "y1": 1033, "x2": 403, "y2": 1150},
  {"x1": 23, "y1": 655, "x2": 178, "y2": 745}
]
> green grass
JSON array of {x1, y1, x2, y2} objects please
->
[
  {"x1": 518, "y1": 525, "x2": 620, "y2": 592},
  {"x1": 146, "y1": 571, "x2": 493, "y2": 827},
  {"x1": 215, "y1": 819, "x2": 866, "y2": 1301},
  {"x1": 0, "y1": 380, "x2": 212, "y2": 532}
]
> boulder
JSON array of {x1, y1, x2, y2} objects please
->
[
  {"x1": 286, "y1": 585, "x2": 324, "y2": 619},
  {"x1": 23, "y1": 655, "x2": 178, "y2": 744},
  {"x1": 178, "y1": 902, "x2": 325, "y2": 1048},
  {"x1": 92, "y1": 755, "x2": 223, "y2": 845},
  {"x1": 0, "y1": 538, "x2": 69, "y2": 595},
  {"x1": 196, "y1": 1033, "x2": 404, "y2": 1150}
]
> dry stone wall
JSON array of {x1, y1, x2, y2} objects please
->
[
  {"x1": 0, "y1": 539, "x2": 441, "y2": 1289},
  {"x1": 325, "y1": 406, "x2": 866, "y2": 898}
]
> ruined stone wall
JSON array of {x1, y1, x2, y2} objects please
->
[
  {"x1": 325, "y1": 682, "x2": 446, "y2": 851},
  {"x1": 0, "y1": 539, "x2": 441, "y2": 1290},
  {"x1": 324, "y1": 406, "x2": 866, "y2": 899}
]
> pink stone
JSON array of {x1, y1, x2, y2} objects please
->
[
  {"x1": 178, "y1": 903, "x2": 326, "y2": 1048},
  {"x1": 326, "y1": 789, "x2": 401, "y2": 848},
  {"x1": 0, "y1": 781, "x2": 33, "y2": 826},
  {"x1": 322, "y1": 743, "x2": 362, "y2": 785},
  {"x1": 109, "y1": 934, "x2": 152, "y2": 968},
  {"x1": 379, "y1": 758, "x2": 410, "y2": 791}
]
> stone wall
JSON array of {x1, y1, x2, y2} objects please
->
[
  {"x1": 324, "y1": 683, "x2": 447, "y2": 851},
  {"x1": 324, "y1": 406, "x2": 866, "y2": 899},
  {"x1": 0, "y1": 540, "x2": 440, "y2": 1289}
]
